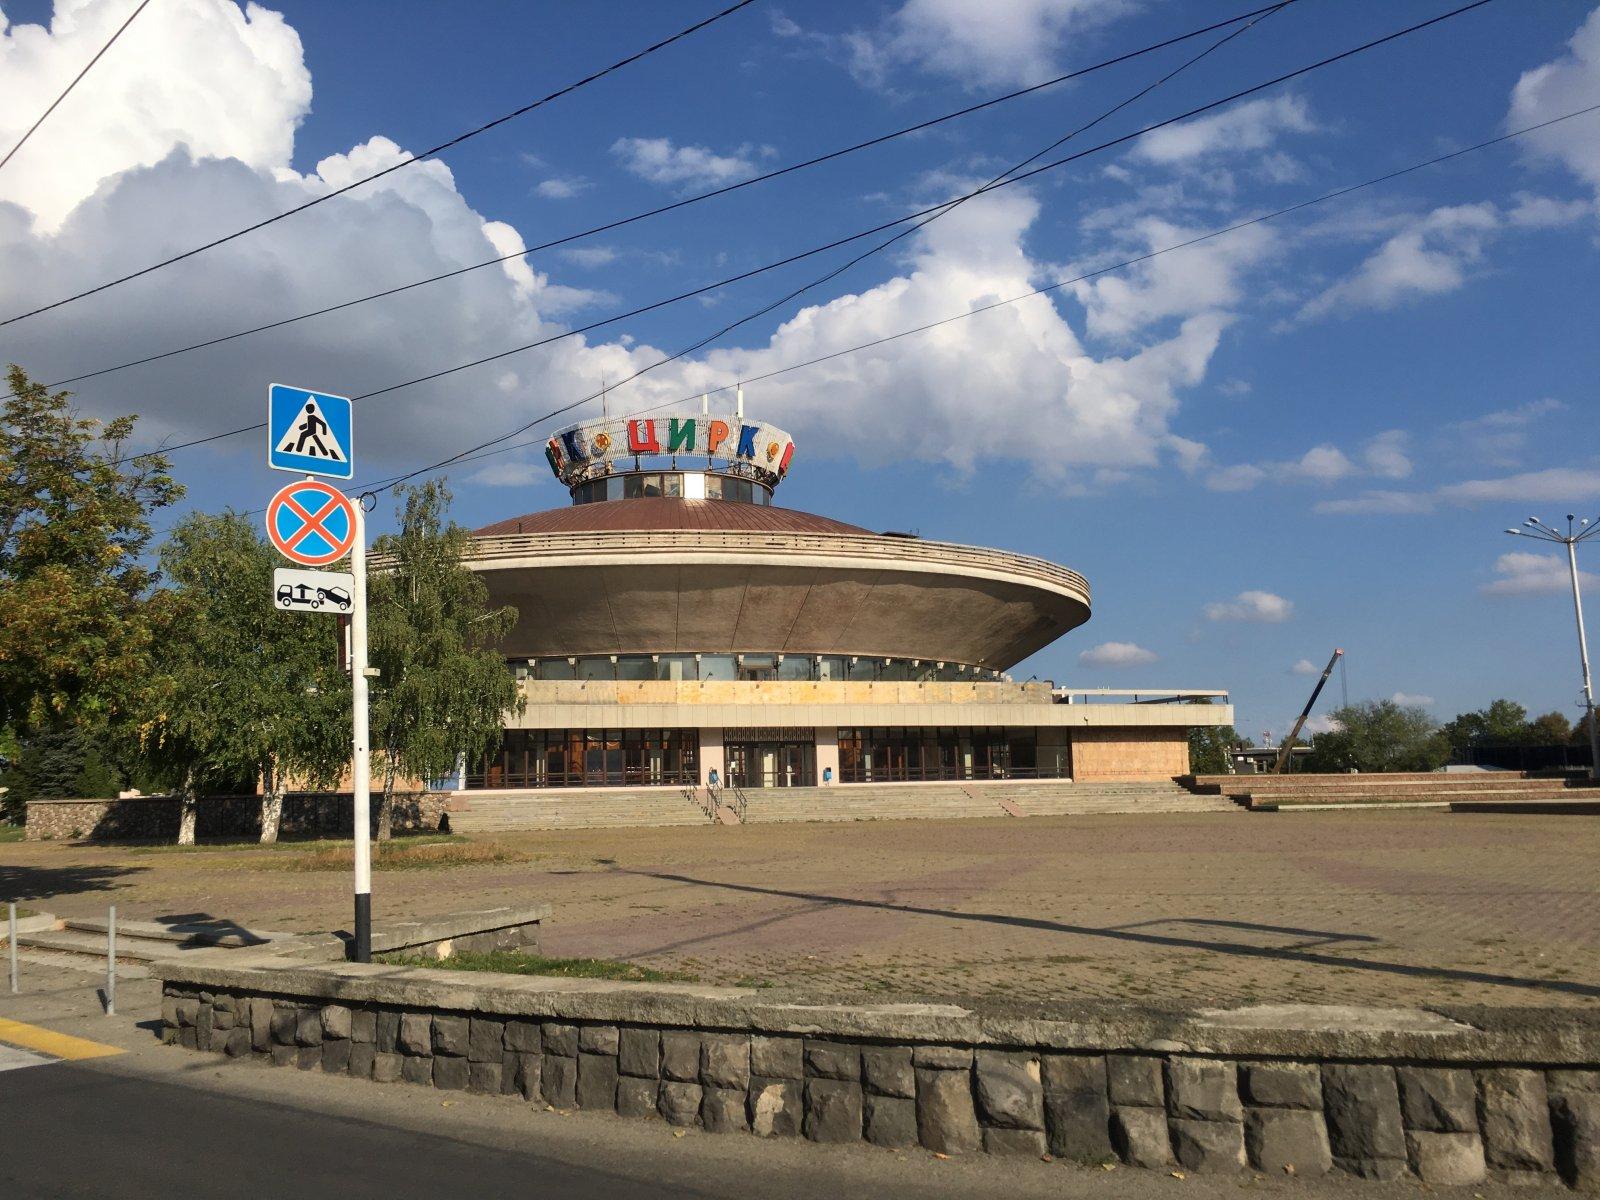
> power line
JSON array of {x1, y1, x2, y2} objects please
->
[
  {"x1": 0, "y1": 0, "x2": 153, "y2": 174},
  {"x1": 29, "y1": 4, "x2": 1291, "y2": 393},
  {"x1": 0, "y1": 0, "x2": 763, "y2": 329}
]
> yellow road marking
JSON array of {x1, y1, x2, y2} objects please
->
[{"x1": 0, "y1": 1016, "x2": 123, "y2": 1061}]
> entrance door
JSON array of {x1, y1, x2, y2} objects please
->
[{"x1": 726, "y1": 741, "x2": 816, "y2": 787}]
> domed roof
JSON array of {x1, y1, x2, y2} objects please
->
[{"x1": 474, "y1": 497, "x2": 870, "y2": 538}]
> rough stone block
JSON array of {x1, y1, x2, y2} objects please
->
[
  {"x1": 913, "y1": 1045, "x2": 972, "y2": 1071},
  {"x1": 749, "y1": 1077, "x2": 802, "y2": 1138},
  {"x1": 250, "y1": 1000, "x2": 273, "y2": 1052},
  {"x1": 702, "y1": 1087, "x2": 749, "y2": 1133},
  {"x1": 1397, "y1": 1066, "x2": 1477, "y2": 1133},
  {"x1": 1170, "y1": 1119, "x2": 1246, "y2": 1173},
  {"x1": 504, "y1": 1020, "x2": 540, "y2": 1055},
  {"x1": 223, "y1": 1027, "x2": 251, "y2": 1058},
  {"x1": 469, "y1": 1018, "x2": 505, "y2": 1063},
  {"x1": 577, "y1": 1052, "x2": 619, "y2": 1110},
  {"x1": 917, "y1": 1067, "x2": 981, "y2": 1154},
  {"x1": 1550, "y1": 1071, "x2": 1600, "y2": 1096},
  {"x1": 1322, "y1": 1063, "x2": 1406, "y2": 1177},
  {"x1": 269, "y1": 1042, "x2": 295, "y2": 1067},
  {"x1": 511, "y1": 1051, "x2": 540, "y2": 1100},
  {"x1": 1166, "y1": 1059, "x2": 1242, "y2": 1123},
  {"x1": 863, "y1": 1046, "x2": 914, "y2": 1098},
  {"x1": 431, "y1": 1015, "x2": 469, "y2": 1059},
  {"x1": 469, "y1": 1061, "x2": 502, "y2": 1096},
  {"x1": 269, "y1": 1005, "x2": 297, "y2": 1047},
  {"x1": 213, "y1": 1006, "x2": 236, "y2": 1032},
  {"x1": 541, "y1": 1023, "x2": 578, "y2": 1059},
  {"x1": 751, "y1": 1036, "x2": 803, "y2": 1080},
  {"x1": 294, "y1": 1008, "x2": 321, "y2": 1047},
  {"x1": 806, "y1": 1078, "x2": 863, "y2": 1143},
  {"x1": 434, "y1": 1055, "x2": 469, "y2": 1091},
  {"x1": 1552, "y1": 1091, "x2": 1600, "y2": 1192},
  {"x1": 1241, "y1": 1062, "x2": 1321, "y2": 1110},
  {"x1": 321, "y1": 1038, "x2": 350, "y2": 1073},
  {"x1": 175, "y1": 996, "x2": 200, "y2": 1027},
  {"x1": 578, "y1": 1025, "x2": 620, "y2": 1056},
  {"x1": 1407, "y1": 1130, "x2": 1486, "y2": 1185},
  {"x1": 1478, "y1": 1068, "x2": 1554, "y2": 1173},
  {"x1": 1043, "y1": 1056, "x2": 1113, "y2": 1162},
  {"x1": 701, "y1": 1034, "x2": 750, "y2": 1090},
  {"x1": 397, "y1": 1013, "x2": 431, "y2": 1056},
  {"x1": 375, "y1": 1009, "x2": 400, "y2": 1054},
  {"x1": 196, "y1": 1005, "x2": 217, "y2": 1050},
  {"x1": 659, "y1": 1081, "x2": 703, "y2": 1127},
  {"x1": 179, "y1": 1026, "x2": 198, "y2": 1051},
  {"x1": 297, "y1": 1044, "x2": 322, "y2": 1071},
  {"x1": 500, "y1": 1052, "x2": 519, "y2": 1096},
  {"x1": 805, "y1": 1040, "x2": 861, "y2": 1081},
  {"x1": 618, "y1": 1028, "x2": 660, "y2": 1078},
  {"x1": 1107, "y1": 1056, "x2": 1164, "y2": 1108},
  {"x1": 865, "y1": 1093, "x2": 917, "y2": 1148},
  {"x1": 350, "y1": 1009, "x2": 376, "y2": 1045},
  {"x1": 975, "y1": 1051, "x2": 1044, "y2": 1131},
  {"x1": 542, "y1": 1053, "x2": 578, "y2": 1108},
  {"x1": 372, "y1": 1052, "x2": 402, "y2": 1083},
  {"x1": 1246, "y1": 1107, "x2": 1331, "y2": 1176},
  {"x1": 348, "y1": 1043, "x2": 376, "y2": 1081},
  {"x1": 213, "y1": 993, "x2": 237, "y2": 1016},
  {"x1": 661, "y1": 1032, "x2": 701, "y2": 1082},
  {"x1": 401, "y1": 1055, "x2": 434, "y2": 1086},
  {"x1": 617, "y1": 1076, "x2": 659, "y2": 1120},
  {"x1": 320, "y1": 1005, "x2": 351, "y2": 1041},
  {"x1": 1111, "y1": 1106, "x2": 1172, "y2": 1169}
]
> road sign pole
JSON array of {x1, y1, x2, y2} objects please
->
[{"x1": 351, "y1": 500, "x2": 373, "y2": 963}]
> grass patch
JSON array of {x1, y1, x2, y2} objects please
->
[
  {"x1": 378, "y1": 949, "x2": 694, "y2": 983},
  {"x1": 257, "y1": 836, "x2": 531, "y2": 872},
  {"x1": 0, "y1": 824, "x2": 25, "y2": 844},
  {"x1": 130, "y1": 832, "x2": 463, "y2": 856}
]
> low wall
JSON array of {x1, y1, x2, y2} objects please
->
[
  {"x1": 24, "y1": 791, "x2": 450, "y2": 842},
  {"x1": 157, "y1": 956, "x2": 1600, "y2": 1188},
  {"x1": 1071, "y1": 727, "x2": 1189, "y2": 782}
]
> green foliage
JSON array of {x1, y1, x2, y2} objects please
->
[
  {"x1": 1184, "y1": 696, "x2": 1247, "y2": 775},
  {"x1": 376, "y1": 949, "x2": 692, "y2": 982},
  {"x1": 0, "y1": 722, "x2": 125, "y2": 821},
  {"x1": 0, "y1": 365, "x2": 182, "y2": 733},
  {"x1": 368, "y1": 481, "x2": 521, "y2": 833},
  {"x1": 1441, "y1": 698, "x2": 1584, "y2": 755},
  {"x1": 1305, "y1": 700, "x2": 1449, "y2": 773},
  {"x1": 1528, "y1": 710, "x2": 1574, "y2": 745}
]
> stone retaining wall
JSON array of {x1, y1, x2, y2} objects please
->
[
  {"x1": 24, "y1": 791, "x2": 449, "y2": 842},
  {"x1": 156, "y1": 959, "x2": 1600, "y2": 1188}
]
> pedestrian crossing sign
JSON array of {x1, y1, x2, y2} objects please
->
[{"x1": 268, "y1": 383, "x2": 353, "y2": 479}]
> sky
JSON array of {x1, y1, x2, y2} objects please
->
[{"x1": 2, "y1": 0, "x2": 1599, "y2": 742}]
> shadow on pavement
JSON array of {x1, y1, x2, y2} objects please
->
[{"x1": 0, "y1": 862, "x2": 147, "y2": 904}]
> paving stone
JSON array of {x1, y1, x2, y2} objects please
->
[
  {"x1": 372, "y1": 1052, "x2": 401, "y2": 1083},
  {"x1": 1240, "y1": 1062, "x2": 1321, "y2": 1110},
  {"x1": 321, "y1": 1038, "x2": 350, "y2": 1073},
  {"x1": 434, "y1": 1055, "x2": 469, "y2": 1091},
  {"x1": 431, "y1": 1015, "x2": 469, "y2": 1058},
  {"x1": 269, "y1": 1042, "x2": 295, "y2": 1067},
  {"x1": 397, "y1": 1013, "x2": 431, "y2": 1056},
  {"x1": 1111, "y1": 1106, "x2": 1172, "y2": 1169},
  {"x1": 1245, "y1": 1107, "x2": 1331, "y2": 1176},
  {"x1": 348, "y1": 1043, "x2": 376, "y2": 1081},
  {"x1": 1322, "y1": 1064, "x2": 1406, "y2": 1177},
  {"x1": 375, "y1": 1010, "x2": 400, "y2": 1054},
  {"x1": 863, "y1": 1046, "x2": 915, "y2": 1098},
  {"x1": 1171, "y1": 1119, "x2": 1246, "y2": 1173},
  {"x1": 542, "y1": 1054, "x2": 577, "y2": 1108},
  {"x1": 294, "y1": 1008, "x2": 321, "y2": 1047},
  {"x1": 469, "y1": 1018, "x2": 505, "y2": 1063},
  {"x1": 913, "y1": 1045, "x2": 972, "y2": 1071},
  {"x1": 295, "y1": 1044, "x2": 321, "y2": 1071},
  {"x1": 618, "y1": 1028, "x2": 660, "y2": 1078},
  {"x1": 1166, "y1": 1058, "x2": 1242, "y2": 1123},
  {"x1": 805, "y1": 1040, "x2": 861, "y2": 1081},
  {"x1": 320, "y1": 1005, "x2": 351, "y2": 1040},
  {"x1": 1107, "y1": 1056, "x2": 1163, "y2": 1108},
  {"x1": 985, "y1": 1127, "x2": 1047, "y2": 1157},
  {"x1": 749, "y1": 1077, "x2": 802, "y2": 1138},
  {"x1": 1397, "y1": 1066, "x2": 1477, "y2": 1133},
  {"x1": 659, "y1": 1081, "x2": 703, "y2": 1127},
  {"x1": 975, "y1": 1050, "x2": 1044, "y2": 1131},
  {"x1": 661, "y1": 1032, "x2": 701, "y2": 1082},
  {"x1": 576, "y1": 1052, "x2": 619, "y2": 1110},
  {"x1": 469, "y1": 1061, "x2": 502, "y2": 1096},
  {"x1": 617, "y1": 1076, "x2": 659, "y2": 1120},
  {"x1": 250, "y1": 1000, "x2": 273, "y2": 1052},
  {"x1": 511, "y1": 1051, "x2": 541, "y2": 1100},
  {"x1": 1407, "y1": 1130, "x2": 1486, "y2": 1185},
  {"x1": 504, "y1": 1020, "x2": 541, "y2": 1055},
  {"x1": 1478, "y1": 1068, "x2": 1555, "y2": 1173},
  {"x1": 864, "y1": 1093, "x2": 917, "y2": 1148},
  {"x1": 701, "y1": 1034, "x2": 750, "y2": 1090},
  {"x1": 806, "y1": 1079, "x2": 863, "y2": 1143},
  {"x1": 1551, "y1": 1091, "x2": 1600, "y2": 1192},
  {"x1": 916, "y1": 1067, "x2": 981, "y2": 1155},
  {"x1": 578, "y1": 1025, "x2": 619, "y2": 1055},
  {"x1": 401, "y1": 1054, "x2": 434, "y2": 1086},
  {"x1": 541, "y1": 1023, "x2": 578, "y2": 1059},
  {"x1": 702, "y1": 1086, "x2": 749, "y2": 1133},
  {"x1": 751, "y1": 1035, "x2": 803, "y2": 1080},
  {"x1": 350, "y1": 1009, "x2": 376, "y2": 1045}
]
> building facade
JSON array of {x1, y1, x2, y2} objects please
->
[{"x1": 460, "y1": 408, "x2": 1231, "y2": 794}]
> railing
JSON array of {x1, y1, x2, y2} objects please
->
[
  {"x1": 730, "y1": 781, "x2": 749, "y2": 823},
  {"x1": 1052, "y1": 688, "x2": 1229, "y2": 705},
  {"x1": 458, "y1": 529, "x2": 1091, "y2": 601},
  {"x1": 683, "y1": 786, "x2": 717, "y2": 823}
]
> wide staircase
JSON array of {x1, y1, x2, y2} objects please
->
[
  {"x1": 447, "y1": 787, "x2": 715, "y2": 833},
  {"x1": 1185, "y1": 771, "x2": 1596, "y2": 812},
  {"x1": 10, "y1": 916, "x2": 289, "y2": 976}
]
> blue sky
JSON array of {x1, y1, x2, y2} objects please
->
[{"x1": 2, "y1": 0, "x2": 1599, "y2": 740}]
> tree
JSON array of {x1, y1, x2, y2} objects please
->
[
  {"x1": 1528, "y1": 710, "x2": 1573, "y2": 745},
  {"x1": 138, "y1": 512, "x2": 350, "y2": 843},
  {"x1": 1305, "y1": 700, "x2": 1449, "y2": 773},
  {"x1": 1185, "y1": 697, "x2": 1247, "y2": 775},
  {"x1": 1443, "y1": 698, "x2": 1532, "y2": 755},
  {"x1": 368, "y1": 482, "x2": 521, "y2": 840},
  {"x1": 0, "y1": 365, "x2": 181, "y2": 775}
]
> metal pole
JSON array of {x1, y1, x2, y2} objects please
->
[
  {"x1": 1567, "y1": 537, "x2": 1600, "y2": 781},
  {"x1": 351, "y1": 502, "x2": 373, "y2": 962},
  {"x1": 106, "y1": 904, "x2": 116, "y2": 1016},
  {"x1": 8, "y1": 902, "x2": 17, "y2": 994}
]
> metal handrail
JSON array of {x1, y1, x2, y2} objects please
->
[
  {"x1": 730, "y1": 781, "x2": 749, "y2": 823},
  {"x1": 683, "y1": 785, "x2": 716, "y2": 823}
]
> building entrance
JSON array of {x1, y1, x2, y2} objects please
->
[{"x1": 726, "y1": 738, "x2": 815, "y2": 788}]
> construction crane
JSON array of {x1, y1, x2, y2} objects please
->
[{"x1": 1275, "y1": 648, "x2": 1343, "y2": 774}]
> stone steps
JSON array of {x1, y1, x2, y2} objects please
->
[{"x1": 17, "y1": 928, "x2": 185, "y2": 963}]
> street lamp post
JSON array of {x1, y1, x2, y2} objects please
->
[{"x1": 1505, "y1": 515, "x2": 1600, "y2": 779}]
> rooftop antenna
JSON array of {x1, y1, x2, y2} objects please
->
[
  {"x1": 600, "y1": 375, "x2": 609, "y2": 423},
  {"x1": 736, "y1": 382, "x2": 744, "y2": 422}
]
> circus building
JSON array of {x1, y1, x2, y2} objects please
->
[{"x1": 452, "y1": 402, "x2": 1232, "y2": 821}]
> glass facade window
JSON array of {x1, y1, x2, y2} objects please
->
[
  {"x1": 467, "y1": 728, "x2": 699, "y2": 789},
  {"x1": 516, "y1": 654, "x2": 1010, "y2": 684},
  {"x1": 573, "y1": 470, "x2": 770, "y2": 504},
  {"x1": 698, "y1": 654, "x2": 736, "y2": 681},
  {"x1": 777, "y1": 655, "x2": 811, "y2": 682},
  {"x1": 537, "y1": 658, "x2": 577, "y2": 681},
  {"x1": 658, "y1": 654, "x2": 697, "y2": 682},
  {"x1": 576, "y1": 656, "x2": 614, "y2": 681},
  {"x1": 835, "y1": 727, "x2": 1067, "y2": 783},
  {"x1": 616, "y1": 656, "x2": 654, "y2": 681},
  {"x1": 738, "y1": 653, "x2": 777, "y2": 681}
]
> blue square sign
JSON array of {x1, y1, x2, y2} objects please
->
[{"x1": 268, "y1": 383, "x2": 353, "y2": 479}]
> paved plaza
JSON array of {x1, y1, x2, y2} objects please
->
[{"x1": 4, "y1": 809, "x2": 1598, "y2": 1009}]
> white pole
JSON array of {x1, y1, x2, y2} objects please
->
[
  {"x1": 1567, "y1": 538, "x2": 1600, "y2": 781},
  {"x1": 351, "y1": 501, "x2": 373, "y2": 960},
  {"x1": 8, "y1": 902, "x2": 17, "y2": 994},
  {"x1": 106, "y1": 904, "x2": 116, "y2": 1015}
]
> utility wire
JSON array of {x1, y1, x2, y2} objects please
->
[
  {"x1": 0, "y1": 0, "x2": 152, "y2": 174},
  {"x1": 29, "y1": 3, "x2": 1289, "y2": 393},
  {"x1": 0, "y1": 0, "x2": 763, "y2": 328}
]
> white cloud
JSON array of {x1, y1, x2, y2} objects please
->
[
  {"x1": 1131, "y1": 96, "x2": 1317, "y2": 165},
  {"x1": 1078, "y1": 641, "x2": 1158, "y2": 667},
  {"x1": 1390, "y1": 692, "x2": 1435, "y2": 707},
  {"x1": 1361, "y1": 430, "x2": 1412, "y2": 480},
  {"x1": 535, "y1": 176, "x2": 591, "y2": 200},
  {"x1": 1291, "y1": 659, "x2": 1318, "y2": 676},
  {"x1": 1204, "y1": 590, "x2": 1294, "y2": 623},
  {"x1": 1316, "y1": 465, "x2": 1600, "y2": 516},
  {"x1": 1441, "y1": 398, "x2": 1564, "y2": 467},
  {"x1": 1203, "y1": 432, "x2": 1404, "y2": 493},
  {"x1": 1506, "y1": 192, "x2": 1593, "y2": 228},
  {"x1": 1481, "y1": 551, "x2": 1599, "y2": 597},
  {"x1": 1314, "y1": 490, "x2": 1438, "y2": 516},
  {"x1": 1507, "y1": 7, "x2": 1600, "y2": 209},
  {"x1": 1303, "y1": 714, "x2": 1342, "y2": 735},
  {"x1": 611, "y1": 137, "x2": 756, "y2": 189}
]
